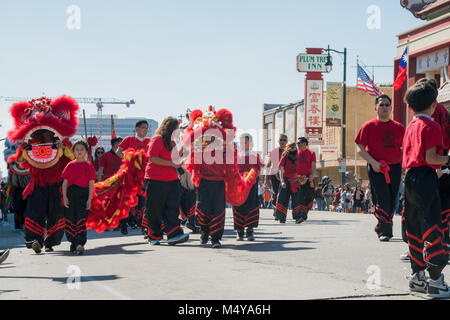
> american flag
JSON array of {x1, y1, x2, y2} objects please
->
[{"x1": 357, "y1": 64, "x2": 383, "y2": 97}]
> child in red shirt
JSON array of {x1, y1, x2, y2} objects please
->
[
  {"x1": 62, "y1": 140, "x2": 96, "y2": 255},
  {"x1": 233, "y1": 134, "x2": 263, "y2": 241},
  {"x1": 275, "y1": 143, "x2": 301, "y2": 224},
  {"x1": 402, "y1": 80, "x2": 450, "y2": 299}
]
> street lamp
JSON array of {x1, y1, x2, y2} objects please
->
[{"x1": 323, "y1": 45, "x2": 347, "y2": 185}]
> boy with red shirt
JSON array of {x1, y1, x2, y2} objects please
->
[
  {"x1": 62, "y1": 140, "x2": 96, "y2": 255},
  {"x1": 275, "y1": 143, "x2": 301, "y2": 224},
  {"x1": 117, "y1": 120, "x2": 151, "y2": 235},
  {"x1": 98, "y1": 137, "x2": 123, "y2": 181},
  {"x1": 356, "y1": 94, "x2": 405, "y2": 241},
  {"x1": 233, "y1": 134, "x2": 263, "y2": 241},
  {"x1": 402, "y1": 80, "x2": 450, "y2": 299},
  {"x1": 296, "y1": 137, "x2": 317, "y2": 223}
]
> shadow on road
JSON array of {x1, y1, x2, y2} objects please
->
[
  {"x1": 0, "y1": 274, "x2": 120, "y2": 284},
  {"x1": 50, "y1": 242, "x2": 150, "y2": 257}
]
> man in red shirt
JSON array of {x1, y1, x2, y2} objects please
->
[
  {"x1": 117, "y1": 120, "x2": 151, "y2": 235},
  {"x1": 296, "y1": 137, "x2": 316, "y2": 223},
  {"x1": 98, "y1": 137, "x2": 123, "y2": 182},
  {"x1": 402, "y1": 80, "x2": 450, "y2": 299},
  {"x1": 265, "y1": 134, "x2": 287, "y2": 219},
  {"x1": 356, "y1": 94, "x2": 405, "y2": 242}
]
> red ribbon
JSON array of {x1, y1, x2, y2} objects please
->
[{"x1": 379, "y1": 160, "x2": 391, "y2": 184}]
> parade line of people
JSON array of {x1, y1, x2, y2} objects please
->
[{"x1": 1, "y1": 79, "x2": 450, "y2": 298}]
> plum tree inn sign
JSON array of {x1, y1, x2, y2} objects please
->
[{"x1": 297, "y1": 54, "x2": 332, "y2": 73}]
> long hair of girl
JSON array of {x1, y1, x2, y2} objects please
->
[{"x1": 155, "y1": 117, "x2": 179, "y2": 151}]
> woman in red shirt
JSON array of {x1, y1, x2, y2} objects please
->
[
  {"x1": 275, "y1": 143, "x2": 301, "y2": 224},
  {"x1": 144, "y1": 117, "x2": 189, "y2": 246}
]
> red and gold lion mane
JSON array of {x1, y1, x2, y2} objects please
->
[
  {"x1": 183, "y1": 106, "x2": 258, "y2": 206},
  {"x1": 7, "y1": 96, "x2": 78, "y2": 197}
]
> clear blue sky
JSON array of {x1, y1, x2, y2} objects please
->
[{"x1": 0, "y1": 0, "x2": 421, "y2": 176}]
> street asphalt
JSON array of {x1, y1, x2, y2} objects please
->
[{"x1": 0, "y1": 209, "x2": 448, "y2": 300}]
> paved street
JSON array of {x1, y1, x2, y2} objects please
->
[{"x1": 0, "y1": 210, "x2": 447, "y2": 300}]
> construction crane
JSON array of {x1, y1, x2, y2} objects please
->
[{"x1": 0, "y1": 96, "x2": 135, "y2": 139}]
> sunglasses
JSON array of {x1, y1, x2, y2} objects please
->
[
  {"x1": 96, "y1": 151, "x2": 104, "y2": 154},
  {"x1": 378, "y1": 104, "x2": 391, "y2": 107},
  {"x1": 279, "y1": 139, "x2": 287, "y2": 142}
]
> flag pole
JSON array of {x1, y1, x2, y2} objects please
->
[
  {"x1": 405, "y1": 35, "x2": 410, "y2": 125},
  {"x1": 355, "y1": 56, "x2": 359, "y2": 178}
]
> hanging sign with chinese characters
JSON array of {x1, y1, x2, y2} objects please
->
[
  {"x1": 305, "y1": 79, "x2": 324, "y2": 137},
  {"x1": 416, "y1": 48, "x2": 449, "y2": 74}
]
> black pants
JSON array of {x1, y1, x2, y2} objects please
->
[
  {"x1": 24, "y1": 183, "x2": 65, "y2": 249},
  {"x1": 275, "y1": 181, "x2": 301, "y2": 222},
  {"x1": 368, "y1": 163, "x2": 402, "y2": 238},
  {"x1": 270, "y1": 175, "x2": 280, "y2": 210},
  {"x1": 144, "y1": 179, "x2": 183, "y2": 241},
  {"x1": 196, "y1": 179, "x2": 226, "y2": 242},
  {"x1": 233, "y1": 179, "x2": 260, "y2": 231},
  {"x1": 404, "y1": 166, "x2": 449, "y2": 278},
  {"x1": 298, "y1": 182, "x2": 314, "y2": 221},
  {"x1": 12, "y1": 186, "x2": 26, "y2": 228},
  {"x1": 439, "y1": 173, "x2": 450, "y2": 245},
  {"x1": 64, "y1": 185, "x2": 89, "y2": 248},
  {"x1": 180, "y1": 187, "x2": 198, "y2": 227}
]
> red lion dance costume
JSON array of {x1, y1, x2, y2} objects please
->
[
  {"x1": 182, "y1": 106, "x2": 258, "y2": 245},
  {"x1": 8, "y1": 96, "x2": 78, "y2": 253}
]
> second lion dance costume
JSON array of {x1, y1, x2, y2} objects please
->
[
  {"x1": 7, "y1": 96, "x2": 78, "y2": 253},
  {"x1": 182, "y1": 107, "x2": 258, "y2": 247}
]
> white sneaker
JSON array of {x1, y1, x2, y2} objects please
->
[
  {"x1": 400, "y1": 252, "x2": 410, "y2": 261},
  {"x1": 408, "y1": 271, "x2": 428, "y2": 293},
  {"x1": 428, "y1": 274, "x2": 450, "y2": 299}
]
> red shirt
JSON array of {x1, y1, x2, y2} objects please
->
[
  {"x1": 62, "y1": 160, "x2": 96, "y2": 188},
  {"x1": 145, "y1": 135, "x2": 178, "y2": 182},
  {"x1": 297, "y1": 149, "x2": 316, "y2": 176},
  {"x1": 237, "y1": 152, "x2": 263, "y2": 174},
  {"x1": 279, "y1": 154, "x2": 299, "y2": 180},
  {"x1": 99, "y1": 151, "x2": 122, "y2": 180},
  {"x1": 402, "y1": 115, "x2": 444, "y2": 170},
  {"x1": 355, "y1": 119, "x2": 405, "y2": 165},
  {"x1": 120, "y1": 136, "x2": 151, "y2": 153},
  {"x1": 432, "y1": 103, "x2": 450, "y2": 152}
]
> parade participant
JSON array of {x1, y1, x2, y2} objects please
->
[
  {"x1": 322, "y1": 177, "x2": 334, "y2": 211},
  {"x1": 233, "y1": 133, "x2": 263, "y2": 241},
  {"x1": 117, "y1": 121, "x2": 151, "y2": 235},
  {"x1": 62, "y1": 140, "x2": 96, "y2": 255},
  {"x1": 402, "y1": 80, "x2": 450, "y2": 299},
  {"x1": 265, "y1": 134, "x2": 288, "y2": 217},
  {"x1": 183, "y1": 107, "x2": 258, "y2": 248},
  {"x1": 179, "y1": 111, "x2": 199, "y2": 234},
  {"x1": 7, "y1": 96, "x2": 79, "y2": 254},
  {"x1": 355, "y1": 94, "x2": 405, "y2": 242},
  {"x1": 4, "y1": 139, "x2": 30, "y2": 229},
  {"x1": 296, "y1": 137, "x2": 316, "y2": 223},
  {"x1": 92, "y1": 146, "x2": 105, "y2": 178},
  {"x1": 98, "y1": 137, "x2": 122, "y2": 182},
  {"x1": 275, "y1": 143, "x2": 301, "y2": 224},
  {"x1": 144, "y1": 117, "x2": 189, "y2": 246}
]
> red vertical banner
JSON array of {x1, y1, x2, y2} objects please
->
[{"x1": 304, "y1": 79, "x2": 324, "y2": 139}]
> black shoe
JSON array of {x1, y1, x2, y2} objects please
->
[
  {"x1": 279, "y1": 220, "x2": 286, "y2": 224},
  {"x1": 236, "y1": 230, "x2": 245, "y2": 241},
  {"x1": 186, "y1": 222, "x2": 200, "y2": 234},
  {"x1": 211, "y1": 240, "x2": 222, "y2": 249},
  {"x1": 45, "y1": 247, "x2": 54, "y2": 252},
  {"x1": 0, "y1": 249, "x2": 10, "y2": 265},
  {"x1": 200, "y1": 232, "x2": 209, "y2": 245},
  {"x1": 295, "y1": 218, "x2": 305, "y2": 224},
  {"x1": 246, "y1": 228, "x2": 255, "y2": 241},
  {"x1": 120, "y1": 224, "x2": 128, "y2": 235},
  {"x1": 31, "y1": 241, "x2": 42, "y2": 254}
]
